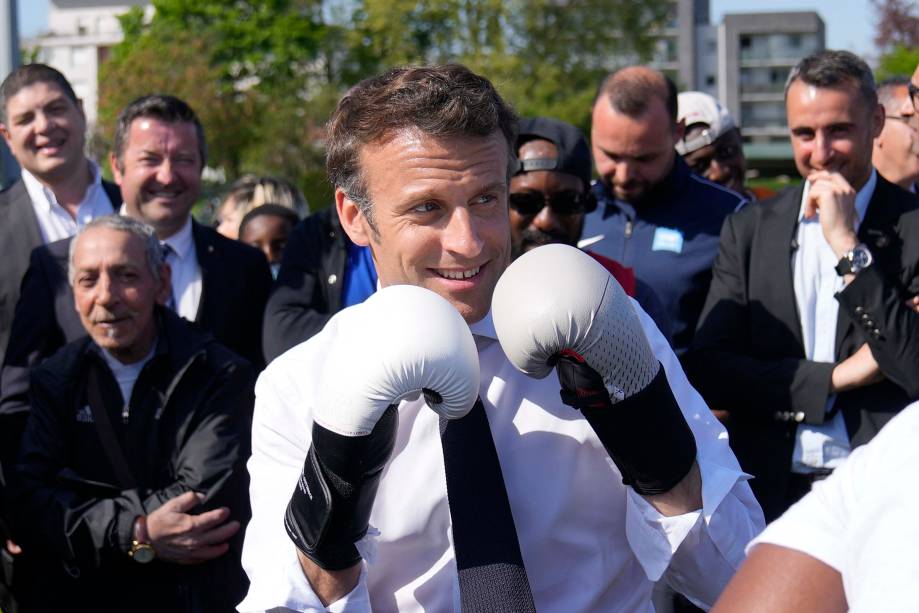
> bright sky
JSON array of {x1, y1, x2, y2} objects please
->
[{"x1": 17, "y1": 0, "x2": 879, "y2": 60}]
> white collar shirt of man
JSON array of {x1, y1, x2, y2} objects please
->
[
  {"x1": 22, "y1": 160, "x2": 112, "y2": 244},
  {"x1": 238, "y1": 300, "x2": 765, "y2": 613},
  {"x1": 791, "y1": 170, "x2": 876, "y2": 473},
  {"x1": 153, "y1": 213, "x2": 201, "y2": 323},
  {"x1": 750, "y1": 400, "x2": 919, "y2": 611}
]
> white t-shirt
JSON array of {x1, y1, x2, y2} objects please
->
[
  {"x1": 750, "y1": 401, "x2": 919, "y2": 612},
  {"x1": 238, "y1": 300, "x2": 765, "y2": 613}
]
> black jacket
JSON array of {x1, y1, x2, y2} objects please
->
[
  {"x1": 7, "y1": 309, "x2": 254, "y2": 612},
  {"x1": 687, "y1": 175, "x2": 919, "y2": 520},
  {"x1": 0, "y1": 178, "x2": 120, "y2": 362},
  {"x1": 0, "y1": 220, "x2": 271, "y2": 477},
  {"x1": 262, "y1": 207, "x2": 349, "y2": 362}
]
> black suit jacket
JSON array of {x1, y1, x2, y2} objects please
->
[
  {"x1": 0, "y1": 179, "x2": 120, "y2": 361},
  {"x1": 0, "y1": 221, "x2": 271, "y2": 473},
  {"x1": 687, "y1": 174, "x2": 919, "y2": 520}
]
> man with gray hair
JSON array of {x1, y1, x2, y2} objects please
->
[
  {"x1": 872, "y1": 76, "x2": 919, "y2": 192},
  {"x1": 689, "y1": 50, "x2": 919, "y2": 521},
  {"x1": 5, "y1": 215, "x2": 254, "y2": 612}
]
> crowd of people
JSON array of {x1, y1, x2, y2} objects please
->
[{"x1": 0, "y1": 46, "x2": 916, "y2": 613}]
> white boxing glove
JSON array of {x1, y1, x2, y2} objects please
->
[
  {"x1": 286, "y1": 284, "x2": 480, "y2": 569},
  {"x1": 492, "y1": 244, "x2": 696, "y2": 495},
  {"x1": 316, "y1": 283, "x2": 480, "y2": 435}
]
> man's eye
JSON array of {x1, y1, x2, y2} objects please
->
[
  {"x1": 412, "y1": 202, "x2": 438, "y2": 213},
  {"x1": 474, "y1": 194, "x2": 496, "y2": 205}
]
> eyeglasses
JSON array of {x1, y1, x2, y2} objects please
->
[
  {"x1": 508, "y1": 190, "x2": 591, "y2": 217},
  {"x1": 886, "y1": 114, "x2": 910, "y2": 124},
  {"x1": 909, "y1": 83, "x2": 919, "y2": 112}
]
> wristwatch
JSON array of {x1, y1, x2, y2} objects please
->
[
  {"x1": 129, "y1": 515, "x2": 155, "y2": 564},
  {"x1": 835, "y1": 243, "x2": 873, "y2": 276}
]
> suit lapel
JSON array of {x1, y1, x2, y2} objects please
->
[
  {"x1": 761, "y1": 184, "x2": 807, "y2": 353},
  {"x1": 191, "y1": 221, "x2": 217, "y2": 324},
  {"x1": 11, "y1": 181, "x2": 44, "y2": 248}
]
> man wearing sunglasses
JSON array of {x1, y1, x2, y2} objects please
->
[
  {"x1": 510, "y1": 116, "x2": 671, "y2": 340},
  {"x1": 873, "y1": 76, "x2": 919, "y2": 193}
]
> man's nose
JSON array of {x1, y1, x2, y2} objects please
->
[
  {"x1": 33, "y1": 111, "x2": 53, "y2": 133},
  {"x1": 443, "y1": 207, "x2": 484, "y2": 258},
  {"x1": 810, "y1": 133, "x2": 833, "y2": 168},
  {"x1": 155, "y1": 160, "x2": 175, "y2": 184},
  {"x1": 614, "y1": 161, "x2": 633, "y2": 185},
  {"x1": 531, "y1": 201, "x2": 561, "y2": 233},
  {"x1": 95, "y1": 275, "x2": 117, "y2": 306}
]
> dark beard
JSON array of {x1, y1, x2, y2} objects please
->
[{"x1": 512, "y1": 227, "x2": 574, "y2": 260}]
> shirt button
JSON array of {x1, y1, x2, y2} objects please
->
[
  {"x1": 794, "y1": 412, "x2": 805, "y2": 423},
  {"x1": 854, "y1": 306, "x2": 865, "y2": 314},
  {"x1": 328, "y1": 274, "x2": 338, "y2": 285}
]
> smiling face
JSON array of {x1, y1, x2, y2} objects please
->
[
  {"x1": 71, "y1": 226, "x2": 171, "y2": 364},
  {"x1": 111, "y1": 118, "x2": 203, "y2": 239},
  {"x1": 337, "y1": 129, "x2": 511, "y2": 324},
  {"x1": 0, "y1": 80, "x2": 86, "y2": 184},
  {"x1": 786, "y1": 79, "x2": 883, "y2": 189},
  {"x1": 591, "y1": 96, "x2": 682, "y2": 204}
]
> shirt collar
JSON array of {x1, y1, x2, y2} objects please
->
[
  {"x1": 469, "y1": 309, "x2": 497, "y2": 340},
  {"x1": 798, "y1": 169, "x2": 877, "y2": 229},
  {"x1": 161, "y1": 215, "x2": 194, "y2": 260},
  {"x1": 21, "y1": 160, "x2": 101, "y2": 213}
]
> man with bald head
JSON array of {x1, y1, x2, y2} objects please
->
[
  {"x1": 583, "y1": 66, "x2": 746, "y2": 353},
  {"x1": 873, "y1": 76, "x2": 919, "y2": 192}
]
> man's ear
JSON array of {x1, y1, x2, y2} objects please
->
[
  {"x1": 154, "y1": 263, "x2": 172, "y2": 306},
  {"x1": 672, "y1": 118, "x2": 686, "y2": 145},
  {"x1": 109, "y1": 152, "x2": 123, "y2": 185},
  {"x1": 0, "y1": 122, "x2": 10, "y2": 148},
  {"x1": 870, "y1": 102, "x2": 886, "y2": 140},
  {"x1": 336, "y1": 188, "x2": 371, "y2": 247}
]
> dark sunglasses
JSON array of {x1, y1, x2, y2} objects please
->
[
  {"x1": 509, "y1": 190, "x2": 594, "y2": 217},
  {"x1": 909, "y1": 83, "x2": 919, "y2": 112},
  {"x1": 688, "y1": 142, "x2": 743, "y2": 175}
]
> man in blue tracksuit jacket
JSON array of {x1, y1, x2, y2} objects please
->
[{"x1": 584, "y1": 66, "x2": 746, "y2": 353}]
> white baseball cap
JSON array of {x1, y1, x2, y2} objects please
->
[{"x1": 676, "y1": 91, "x2": 737, "y2": 155}]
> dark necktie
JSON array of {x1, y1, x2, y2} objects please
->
[
  {"x1": 439, "y1": 393, "x2": 537, "y2": 612},
  {"x1": 160, "y1": 242, "x2": 177, "y2": 312}
]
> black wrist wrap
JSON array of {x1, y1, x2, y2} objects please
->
[
  {"x1": 284, "y1": 406, "x2": 398, "y2": 570},
  {"x1": 557, "y1": 359, "x2": 697, "y2": 495}
]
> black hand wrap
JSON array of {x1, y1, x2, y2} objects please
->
[
  {"x1": 284, "y1": 406, "x2": 398, "y2": 570},
  {"x1": 556, "y1": 357, "x2": 697, "y2": 496}
]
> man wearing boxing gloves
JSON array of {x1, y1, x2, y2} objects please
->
[{"x1": 239, "y1": 65, "x2": 764, "y2": 612}]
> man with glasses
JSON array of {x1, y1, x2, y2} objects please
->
[
  {"x1": 873, "y1": 76, "x2": 919, "y2": 192},
  {"x1": 584, "y1": 67, "x2": 747, "y2": 353},
  {"x1": 510, "y1": 116, "x2": 671, "y2": 339}
]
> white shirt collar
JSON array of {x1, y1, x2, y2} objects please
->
[
  {"x1": 469, "y1": 309, "x2": 497, "y2": 340},
  {"x1": 161, "y1": 215, "x2": 195, "y2": 260},
  {"x1": 21, "y1": 160, "x2": 101, "y2": 213},
  {"x1": 798, "y1": 169, "x2": 877, "y2": 229}
]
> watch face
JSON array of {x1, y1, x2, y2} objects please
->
[
  {"x1": 852, "y1": 248, "x2": 870, "y2": 269},
  {"x1": 131, "y1": 543, "x2": 155, "y2": 564}
]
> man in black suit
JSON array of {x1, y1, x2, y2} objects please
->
[
  {"x1": 688, "y1": 50, "x2": 919, "y2": 521},
  {"x1": 0, "y1": 64, "x2": 120, "y2": 362},
  {"x1": 0, "y1": 95, "x2": 271, "y2": 477}
]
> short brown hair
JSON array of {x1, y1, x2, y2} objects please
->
[
  {"x1": 112, "y1": 95, "x2": 207, "y2": 171},
  {"x1": 594, "y1": 66, "x2": 678, "y2": 123},
  {"x1": 326, "y1": 64, "x2": 518, "y2": 228},
  {"x1": 0, "y1": 63, "x2": 79, "y2": 124}
]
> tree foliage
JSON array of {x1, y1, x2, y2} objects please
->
[
  {"x1": 97, "y1": 0, "x2": 671, "y2": 209},
  {"x1": 872, "y1": 0, "x2": 919, "y2": 81}
]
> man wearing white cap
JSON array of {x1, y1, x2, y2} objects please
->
[{"x1": 676, "y1": 91, "x2": 750, "y2": 198}]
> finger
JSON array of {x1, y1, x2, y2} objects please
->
[
  {"x1": 179, "y1": 543, "x2": 230, "y2": 565},
  {"x1": 164, "y1": 490, "x2": 205, "y2": 513},
  {"x1": 194, "y1": 520, "x2": 241, "y2": 546},
  {"x1": 6, "y1": 540, "x2": 22, "y2": 555},
  {"x1": 187, "y1": 506, "x2": 231, "y2": 532}
]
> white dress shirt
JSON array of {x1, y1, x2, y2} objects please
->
[
  {"x1": 160, "y1": 216, "x2": 202, "y2": 322},
  {"x1": 21, "y1": 162, "x2": 114, "y2": 244},
  {"x1": 750, "y1": 400, "x2": 919, "y2": 611},
  {"x1": 239, "y1": 299, "x2": 765, "y2": 612},
  {"x1": 791, "y1": 171, "x2": 876, "y2": 473}
]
